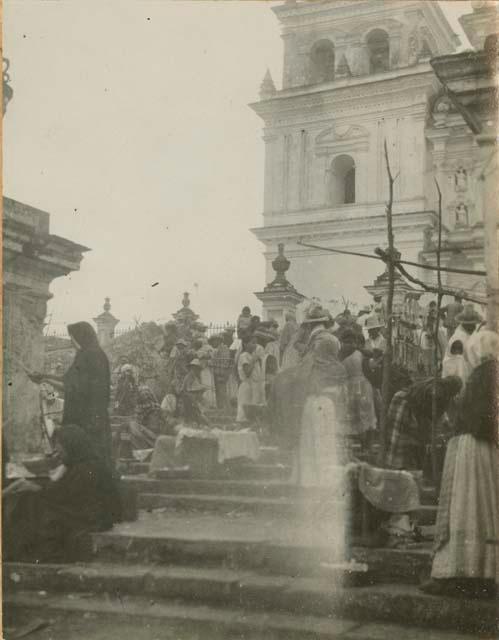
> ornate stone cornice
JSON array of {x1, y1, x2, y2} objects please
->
[
  {"x1": 251, "y1": 68, "x2": 434, "y2": 124},
  {"x1": 3, "y1": 197, "x2": 89, "y2": 283},
  {"x1": 251, "y1": 210, "x2": 440, "y2": 248}
]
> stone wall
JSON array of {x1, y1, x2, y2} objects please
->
[{"x1": 3, "y1": 197, "x2": 89, "y2": 452}]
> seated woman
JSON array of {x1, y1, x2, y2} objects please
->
[
  {"x1": 129, "y1": 380, "x2": 165, "y2": 450},
  {"x1": 421, "y1": 330, "x2": 498, "y2": 599},
  {"x1": 3, "y1": 424, "x2": 118, "y2": 563},
  {"x1": 114, "y1": 364, "x2": 138, "y2": 417}
]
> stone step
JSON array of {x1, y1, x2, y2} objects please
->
[
  {"x1": 4, "y1": 563, "x2": 495, "y2": 635},
  {"x1": 125, "y1": 476, "x2": 297, "y2": 498},
  {"x1": 91, "y1": 514, "x2": 433, "y2": 583},
  {"x1": 137, "y1": 492, "x2": 437, "y2": 525},
  {"x1": 5, "y1": 606, "x2": 480, "y2": 640},
  {"x1": 138, "y1": 492, "x2": 304, "y2": 516},
  {"x1": 120, "y1": 460, "x2": 292, "y2": 481},
  {"x1": 216, "y1": 462, "x2": 293, "y2": 481},
  {"x1": 123, "y1": 475, "x2": 438, "y2": 505}
]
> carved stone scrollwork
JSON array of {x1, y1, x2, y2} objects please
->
[
  {"x1": 3, "y1": 58, "x2": 13, "y2": 115},
  {"x1": 432, "y1": 96, "x2": 451, "y2": 128}
]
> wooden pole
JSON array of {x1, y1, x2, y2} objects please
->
[
  {"x1": 476, "y1": 137, "x2": 499, "y2": 331},
  {"x1": 379, "y1": 140, "x2": 398, "y2": 461},
  {"x1": 430, "y1": 179, "x2": 444, "y2": 486}
]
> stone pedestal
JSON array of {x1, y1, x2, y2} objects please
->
[
  {"x1": 93, "y1": 298, "x2": 119, "y2": 348},
  {"x1": 364, "y1": 266, "x2": 421, "y2": 319},
  {"x1": 255, "y1": 244, "x2": 304, "y2": 327},
  {"x1": 3, "y1": 197, "x2": 88, "y2": 452}
]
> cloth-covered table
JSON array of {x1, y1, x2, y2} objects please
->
[{"x1": 175, "y1": 427, "x2": 260, "y2": 464}]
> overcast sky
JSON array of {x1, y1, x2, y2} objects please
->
[{"x1": 4, "y1": 1, "x2": 472, "y2": 331}]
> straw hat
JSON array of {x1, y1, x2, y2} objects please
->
[
  {"x1": 302, "y1": 306, "x2": 331, "y2": 324},
  {"x1": 455, "y1": 305, "x2": 482, "y2": 325},
  {"x1": 365, "y1": 316, "x2": 384, "y2": 330},
  {"x1": 188, "y1": 358, "x2": 202, "y2": 368}
]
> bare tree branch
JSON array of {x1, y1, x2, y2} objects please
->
[
  {"x1": 379, "y1": 140, "x2": 399, "y2": 462},
  {"x1": 431, "y1": 178, "x2": 444, "y2": 486}
]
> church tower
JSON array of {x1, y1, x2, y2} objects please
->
[{"x1": 250, "y1": 1, "x2": 484, "y2": 305}]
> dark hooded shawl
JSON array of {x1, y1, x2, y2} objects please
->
[
  {"x1": 3, "y1": 425, "x2": 119, "y2": 563},
  {"x1": 62, "y1": 322, "x2": 112, "y2": 468},
  {"x1": 63, "y1": 322, "x2": 110, "y2": 429}
]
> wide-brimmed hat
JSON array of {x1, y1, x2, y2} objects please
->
[
  {"x1": 175, "y1": 338, "x2": 188, "y2": 347},
  {"x1": 455, "y1": 305, "x2": 482, "y2": 325},
  {"x1": 188, "y1": 358, "x2": 202, "y2": 368},
  {"x1": 302, "y1": 306, "x2": 331, "y2": 324},
  {"x1": 365, "y1": 316, "x2": 384, "y2": 330}
]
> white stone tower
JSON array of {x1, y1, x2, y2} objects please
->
[{"x1": 250, "y1": 1, "x2": 485, "y2": 305}]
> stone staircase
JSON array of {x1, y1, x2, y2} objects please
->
[{"x1": 4, "y1": 409, "x2": 497, "y2": 638}]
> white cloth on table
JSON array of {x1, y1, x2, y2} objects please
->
[
  {"x1": 174, "y1": 426, "x2": 260, "y2": 464},
  {"x1": 431, "y1": 434, "x2": 498, "y2": 581},
  {"x1": 212, "y1": 428, "x2": 260, "y2": 464}
]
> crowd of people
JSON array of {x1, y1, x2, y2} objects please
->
[{"x1": 2, "y1": 293, "x2": 496, "y2": 600}]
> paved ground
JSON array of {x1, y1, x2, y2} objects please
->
[{"x1": 3, "y1": 608, "x2": 482, "y2": 640}]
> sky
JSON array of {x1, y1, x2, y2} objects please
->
[{"x1": 4, "y1": 0, "x2": 472, "y2": 332}]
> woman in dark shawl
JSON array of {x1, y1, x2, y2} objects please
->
[
  {"x1": 30, "y1": 322, "x2": 113, "y2": 470},
  {"x1": 63, "y1": 322, "x2": 112, "y2": 467},
  {"x1": 3, "y1": 424, "x2": 118, "y2": 563}
]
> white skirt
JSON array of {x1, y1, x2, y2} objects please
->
[
  {"x1": 200, "y1": 368, "x2": 217, "y2": 408},
  {"x1": 299, "y1": 395, "x2": 342, "y2": 489},
  {"x1": 432, "y1": 434, "x2": 498, "y2": 581}
]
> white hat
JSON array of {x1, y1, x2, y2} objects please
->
[{"x1": 365, "y1": 316, "x2": 383, "y2": 330}]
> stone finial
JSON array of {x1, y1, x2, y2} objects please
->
[
  {"x1": 271, "y1": 243, "x2": 291, "y2": 286},
  {"x1": 260, "y1": 69, "x2": 277, "y2": 100},
  {"x1": 182, "y1": 292, "x2": 190, "y2": 308},
  {"x1": 3, "y1": 58, "x2": 13, "y2": 116},
  {"x1": 103, "y1": 297, "x2": 111, "y2": 313}
]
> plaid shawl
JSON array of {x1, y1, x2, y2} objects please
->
[{"x1": 384, "y1": 390, "x2": 425, "y2": 470}]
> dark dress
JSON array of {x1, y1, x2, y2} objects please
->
[
  {"x1": 3, "y1": 425, "x2": 119, "y2": 563},
  {"x1": 63, "y1": 322, "x2": 113, "y2": 469}
]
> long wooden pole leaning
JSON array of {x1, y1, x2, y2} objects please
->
[
  {"x1": 430, "y1": 179, "x2": 444, "y2": 486},
  {"x1": 379, "y1": 140, "x2": 398, "y2": 462}
]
